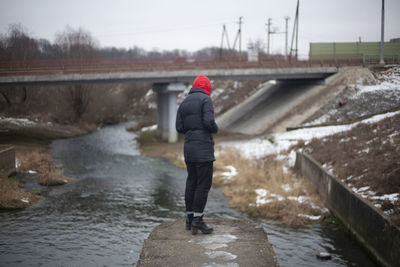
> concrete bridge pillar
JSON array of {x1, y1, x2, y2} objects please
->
[{"x1": 153, "y1": 83, "x2": 186, "y2": 143}]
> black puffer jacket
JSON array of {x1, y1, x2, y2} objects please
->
[{"x1": 176, "y1": 87, "x2": 218, "y2": 162}]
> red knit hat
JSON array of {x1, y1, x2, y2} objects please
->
[{"x1": 192, "y1": 75, "x2": 212, "y2": 95}]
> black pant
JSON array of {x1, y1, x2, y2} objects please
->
[{"x1": 185, "y1": 161, "x2": 213, "y2": 213}]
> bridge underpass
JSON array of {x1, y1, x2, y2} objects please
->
[{"x1": 0, "y1": 65, "x2": 338, "y2": 142}]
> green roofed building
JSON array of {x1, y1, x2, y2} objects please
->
[{"x1": 309, "y1": 40, "x2": 400, "y2": 64}]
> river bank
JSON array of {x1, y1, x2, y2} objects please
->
[{"x1": 0, "y1": 117, "x2": 95, "y2": 209}]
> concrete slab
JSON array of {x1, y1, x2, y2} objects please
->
[
  {"x1": 216, "y1": 68, "x2": 358, "y2": 135},
  {"x1": 137, "y1": 218, "x2": 279, "y2": 267}
]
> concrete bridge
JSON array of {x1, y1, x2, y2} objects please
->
[{"x1": 0, "y1": 57, "x2": 339, "y2": 142}]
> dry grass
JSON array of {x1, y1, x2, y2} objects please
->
[
  {"x1": 17, "y1": 151, "x2": 76, "y2": 186},
  {"x1": 37, "y1": 171, "x2": 76, "y2": 186},
  {"x1": 214, "y1": 148, "x2": 328, "y2": 226},
  {"x1": 0, "y1": 174, "x2": 41, "y2": 209},
  {"x1": 18, "y1": 151, "x2": 53, "y2": 174},
  {"x1": 172, "y1": 155, "x2": 186, "y2": 169}
]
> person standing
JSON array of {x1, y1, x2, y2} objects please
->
[{"x1": 176, "y1": 75, "x2": 218, "y2": 235}]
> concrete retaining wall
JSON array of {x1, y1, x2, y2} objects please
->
[
  {"x1": 295, "y1": 152, "x2": 400, "y2": 267},
  {"x1": 0, "y1": 145, "x2": 16, "y2": 176}
]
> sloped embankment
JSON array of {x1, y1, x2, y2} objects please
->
[{"x1": 216, "y1": 67, "x2": 376, "y2": 135}]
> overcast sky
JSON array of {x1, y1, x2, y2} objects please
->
[{"x1": 1, "y1": 0, "x2": 399, "y2": 57}]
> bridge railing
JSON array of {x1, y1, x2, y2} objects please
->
[{"x1": 0, "y1": 54, "x2": 362, "y2": 76}]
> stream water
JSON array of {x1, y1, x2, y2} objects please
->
[{"x1": 0, "y1": 123, "x2": 376, "y2": 266}]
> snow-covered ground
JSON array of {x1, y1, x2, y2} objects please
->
[
  {"x1": 220, "y1": 110, "x2": 400, "y2": 164},
  {"x1": 0, "y1": 116, "x2": 39, "y2": 127},
  {"x1": 303, "y1": 66, "x2": 400, "y2": 125}
]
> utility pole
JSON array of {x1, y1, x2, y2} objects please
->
[
  {"x1": 232, "y1": 16, "x2": 243, "y2": 53},
  {"x1": 238, "y1": 16, "x2": 243, "y2": 53},
  {"x1": 295, "y1": 0, "x2": 299, "y2": 59},
  {"x1": 379, "y1": 0, "x2": 385, "y2": 65},
  {"x1": 284, "y1": 16, "x2": 290, "y2": 58},
  {"x1": 220, "y1": 24, "x2": 231, "y2": 57},
  {"x1": 289, "y1": 0, "x2": 299, "y2": 60},
  {"x1": 266, "y1": 18, "x2": 272, "y2": 55}
]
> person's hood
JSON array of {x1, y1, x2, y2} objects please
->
[{"x1": 192, "y1": 75, "x2": 212, "y2": 95}]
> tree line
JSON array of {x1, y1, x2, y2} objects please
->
[{"x1": 0, "y1": 23, "x2": 238, "y2": 61}]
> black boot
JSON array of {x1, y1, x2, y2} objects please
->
[
  {"x1": 186, "y1": 214, "x2": 193, "y2": 230},
  {"x1": 191, "y1": 215, "x2": 213, "y2": 235}
]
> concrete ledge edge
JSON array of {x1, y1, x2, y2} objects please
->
[{"x1": 295, "y1": 152, "x2": 400, "y2": 267}]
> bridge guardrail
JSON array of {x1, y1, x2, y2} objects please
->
[{"x1": 0, "y1": 55, "x2": 361, "y2": 77}]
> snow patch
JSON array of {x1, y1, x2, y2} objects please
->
[
  {"x1": 220, "y1": 165, "x2": 238, "y2": 180},
  {"x1": 254, "y1": 189, "x2": 274, "y2": 206},
  {"x1": 281, "y1": 184, "x2": 292, "y2": 192},
  {"x1": 287, "y1": 196, "x2": 309, "y2": 204},
  {"x1": 0, "y1": 117, "x2": 36, "y2": 126},
  {"x1": 297, "y1": 214, "x2": 321, "y2": 220},
  {"x1": 221, "y1": 110, "x2": 400, "y2": 160},
  {"x1": 370, "y1": 193, "x2": 399, "y2": 204},
  {"x1": 141, "y1": 124, "x2": 157, "y2": 132}
]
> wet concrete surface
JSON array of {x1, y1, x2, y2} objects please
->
[{"x1": 137, "y1": 218, "x2": 279, "y2": 267}]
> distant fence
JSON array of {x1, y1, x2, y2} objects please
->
[{"x1": 310, "y1": 42, "x2": 400, "y2": 65}]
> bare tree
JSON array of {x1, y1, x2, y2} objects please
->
[
  {"x1": 5, "y1": 24, "x2": 40, "y2": 61},
  {"x1": 247, "y1": 39, "x2": 266, "y2": 54},
  {"x1": 0, "y1": 87, "x2": 27, "y2": 107},
  {"x1": 54, "y1": 26, "x2": 100, "y2": 121},
  {"x1": 68, "y1": 85, "x2": 90, "y2": 122},
  {"x1": 54, "y1": 26, "x2": 99, "y2": 59}
]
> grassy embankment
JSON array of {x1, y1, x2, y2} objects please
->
[{"x1": 298, "y1": 112, "x2": 400, "y2": 225}]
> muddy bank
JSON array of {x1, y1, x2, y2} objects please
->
[{"x1": 0, "y1": 117, "x2": 97, "y2": 141}]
